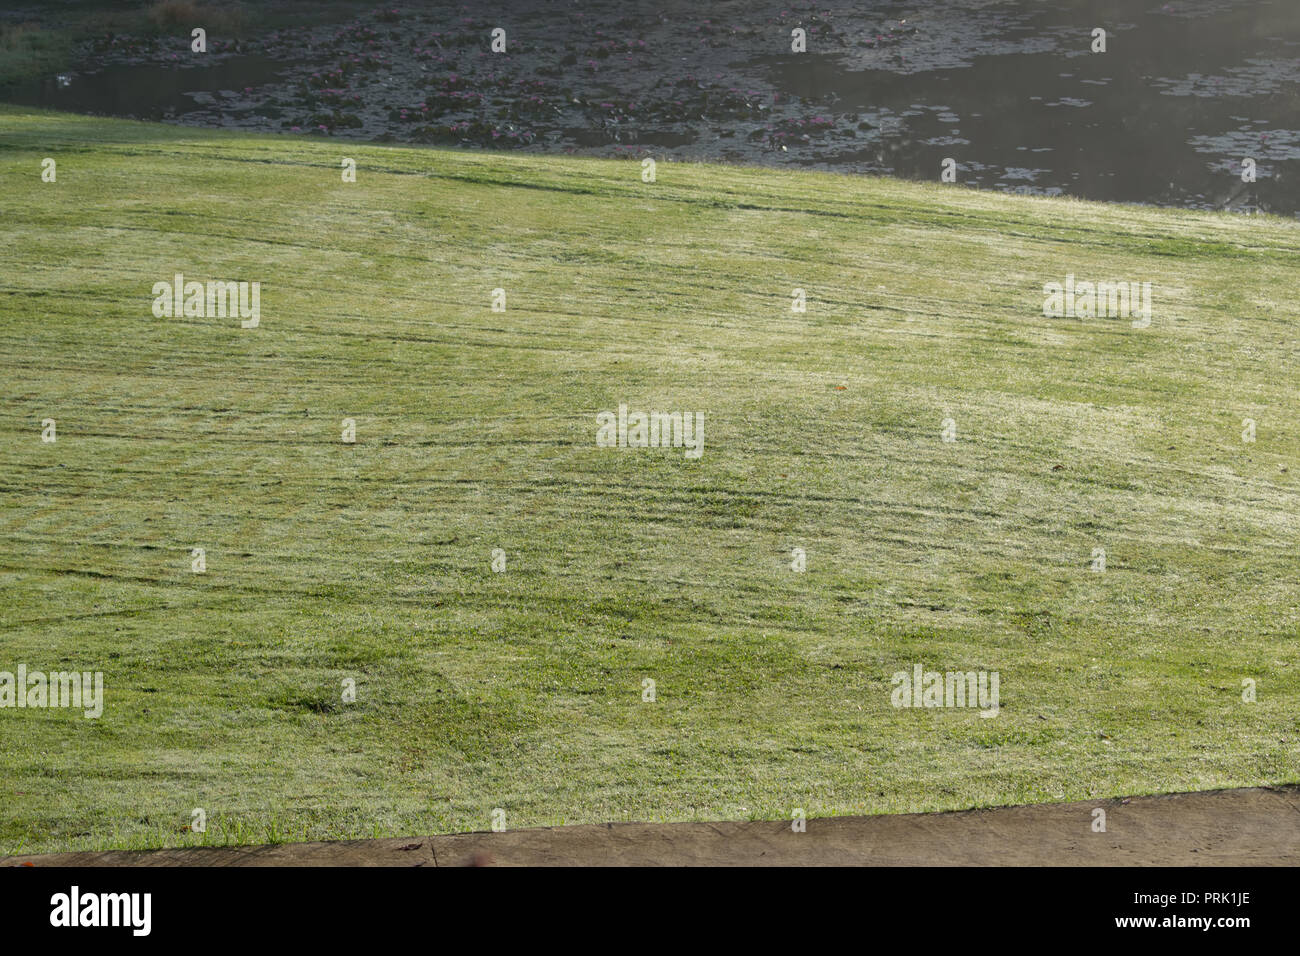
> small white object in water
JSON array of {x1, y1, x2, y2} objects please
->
[{"x1": 56, "y1": 74, "x2": 72, "y2": 87}]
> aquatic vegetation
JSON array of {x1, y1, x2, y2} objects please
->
[
  {"x1": 755, "y1": 114, "x2": 835, "y2": 148},
  {"x1": 1153, "y1": 59, "x2": 1300, "y2": 98}
]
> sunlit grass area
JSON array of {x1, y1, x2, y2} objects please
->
[{"x1": 1, "y1": 106, "x2": 1297, "y2": 854}]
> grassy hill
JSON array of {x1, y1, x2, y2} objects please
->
[{"x1": 1, "y1": 106, "x2": 1297, "y2": 854}]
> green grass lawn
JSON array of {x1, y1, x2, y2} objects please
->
[{"x1": 1, "y1": 106, "x2": 1297, "y2": 855}]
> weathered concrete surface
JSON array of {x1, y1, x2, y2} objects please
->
[{"x1": 6, "y1": 786, "x2": 1299, "y2": 867}]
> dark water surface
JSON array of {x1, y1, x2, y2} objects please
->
[
  {"x1": 9, "y1": 55, "x2": 290, "y2": 120},
  {"x1": 4, "y1": 0, "x2": 1298, "y2": 215},
  {"x1": 762, "y1": 0, "x2": 1300, "y2": 212}
]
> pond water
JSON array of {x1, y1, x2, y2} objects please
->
[
  {"x1": 8, "y1": 55, "x2": 290, "y2": 120},
  {"x1": 4, "y1": 0, "x2": 1298, "y2": 215}
]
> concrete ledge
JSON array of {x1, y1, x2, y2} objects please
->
[{"x1": 6, "y1": 785, "x2": 1299, "y2": 867}]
